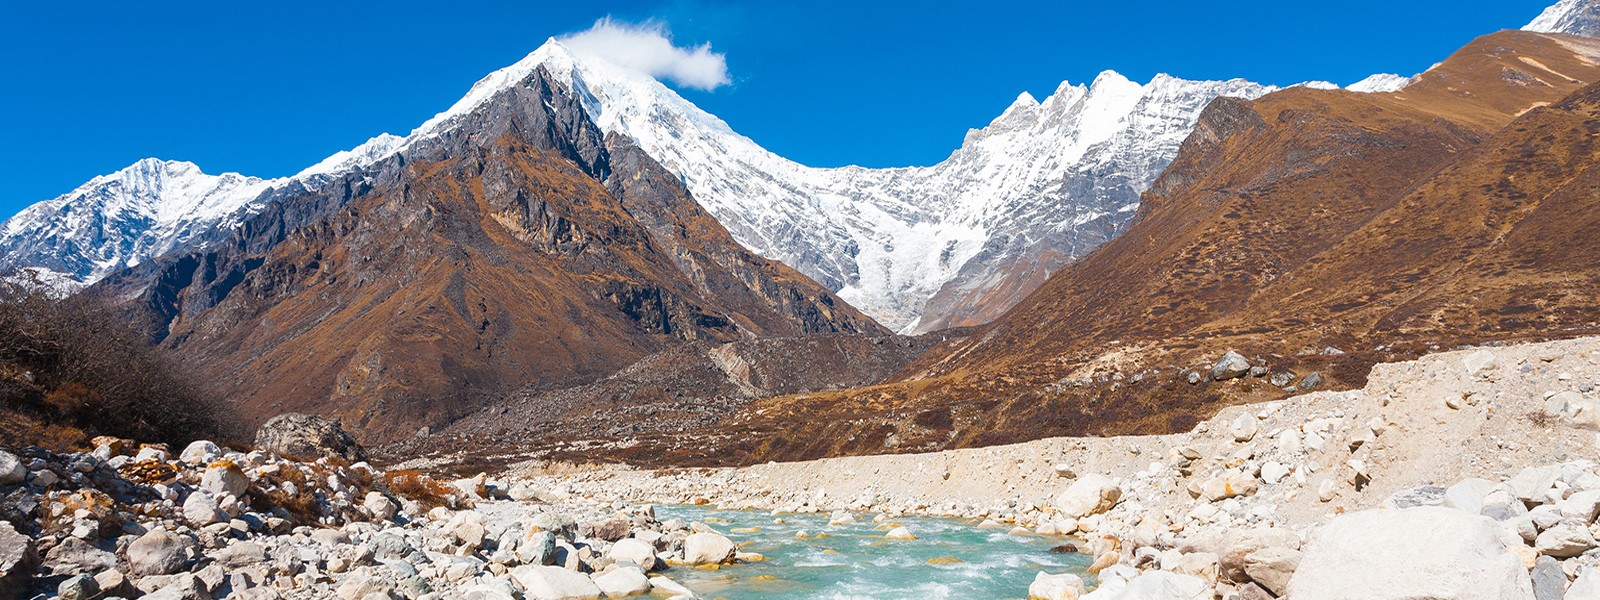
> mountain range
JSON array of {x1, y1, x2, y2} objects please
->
[
  {"x1": 706, "y1": 24, "x2": 1600, "y2": 462},
  {"x1": 0, "y1": 38, "x2": 1407, "y2": 333}
]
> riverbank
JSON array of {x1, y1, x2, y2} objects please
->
[{"x1": 509, "y1": 336, "x2": 1600, "y2": 598}]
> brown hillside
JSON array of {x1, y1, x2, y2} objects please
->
[
  {"x1": 93, "y1": 67, "x2": 882, "y2": 444},
  {"x1": 689, "y1": 31, "x2": 1600, "y2": 464}
]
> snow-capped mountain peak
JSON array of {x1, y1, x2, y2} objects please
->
[
  {"x1": 1526, "y1": 0, "x2": 1600, "y2": 37},
  {"x1": 0, "y1": 158, "x2": 281, "y2": 287},
  {"x1": 0, "y1": 132, "x2": 411, "y2": 289},
  {"x1": 1347, "y1": 73, "x2": 1413, "y2": 93},
  {"x1": 295, "y1": 133, "x2": 406, "y2": 179},
  {"x1": 412, "y1": 38, "x2": 577, "y2": 138},
  {"x1": 444, "y1": 41, "x2": 1281, "y2": 330}
]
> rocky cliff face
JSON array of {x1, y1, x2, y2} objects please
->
[{"x1": 92, "y1": 67, "x2": 881, "y2": 443}]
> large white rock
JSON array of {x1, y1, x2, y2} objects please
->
[
  {"x1": 1230, "y1": 413, "x2": 1259, "y2": 442},
  {"x1": 647, "y1": 576, "x2": 695, "y2": 597},
  {"x1": 607, "y1": 538, "x2": 658, "y2": 570},
  {"x1": 1560, "y1": 489, "x2": 1600, "y2": 523},
  {"x1": 1508, "y1": 466, "x2": 1561, "y2": 504},
  {"x1": 336, "y1": 573, "x2": 394, "y2": 600},
  {"x1": 1099, "y1": 571, "x2": 1211, "y2": 600},
  {"x1": 1168, "y1": 552, "x2": 1219, "y2": 582},
  {"x1": 1220, "y1": 527, "x2": 1300, "y2": 582},
  {"x1": 1212, "y1": 351, "x2": 1252, "y2": 381},
  {"x1": 363, "y1": 491, "x2": 398, "y2": 521},
  {"x1": 182, "y1": 491, "x2": 224, "y2": 526},
  {"x1": 1201, "y1": 471, "x2": 1259, "y2": 501},
  {"x1": 200, "y1": 463, "x2": 249, "y2": 498},
  {"x1": 681, "y1": 532, "x2": 736, "y2": 564},
  {"x1": 1259, "y1": 461, "x2": 1291, "y2": 485},
  {"x1": 591, "y1": 566, "x2": 651, "y2": 598},
  {"x1": 1054, "y1": 474, "x2": 1121, "y2": 519},
  {"x1": 510, "y1": 565, "x2": 602, "y2": 600},
  {"x1": 1462, "y1": 350, "x2": 1497, "y2": 375},
  {"x1": 178, "y1": 440, "x2": 221, "y2": 464},
  {"x1": 1028, "y1": 572, "x2": 1086, "y2": 600},
  {"x1": 1286, "y1": 506, "x2": 1534, "y2": 599},
  {"x1": 1535, "y1": 522, "x2": 1596, "y2": 558},
  {"x1": 1242, "y1": 546, "x2": 1301, "y2": 596},
  {"x1": 127, "y1": 530, "x2": 188, "y2": 576},
  {"x1": 0, "y1": 451, "x2": 26, "y2": 486},
  {"x1": 1570, "y1": 567, "x2": 1600, "y2": 600}
]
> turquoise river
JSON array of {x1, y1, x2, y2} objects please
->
[{"x1": 654, "y1": 505, "x2": 1094, "y2": 599}]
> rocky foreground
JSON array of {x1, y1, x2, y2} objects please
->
[
  {"x1": 509, "y1": 336, "x2": 1600, "y2": 599},
  {"x1": 0, "y1": 417, "x2": 755, "y2": 600}
]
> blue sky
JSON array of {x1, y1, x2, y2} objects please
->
[{"x1": 0, "y1": 0, "x2": 1557, "y2": 219}]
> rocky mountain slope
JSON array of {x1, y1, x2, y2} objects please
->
[
  {"x1": 391, "y1": 329, "x2": 968, "y2": 468},
  {"x1": 89, "y1": 66, "x2": 881, "y2": 444},
  {"x1": 668, "y1": 29, "x2": 1600, "y2": 463}
]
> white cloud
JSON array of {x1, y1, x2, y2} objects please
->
[{"x1": 560, "y1": 18, "x2": 730, "y2": 91}]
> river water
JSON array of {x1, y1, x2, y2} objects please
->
[{"x1": 655, "y1": 505, "x2": 1093, "y2": 599}]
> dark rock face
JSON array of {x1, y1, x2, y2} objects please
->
[
  {"x1": 254, "y1": 413, "x2": 367, "y2": 463},
  {"x1": 91, "y1": 66, "x2": 883, "y2": 444}
]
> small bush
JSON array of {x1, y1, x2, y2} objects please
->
[
  {"x1": 0, "y1": 279, "x2": 233, "y2": 446},
  {"x1": 385, "y1": 469, "x2": 455, "y2": 508}
]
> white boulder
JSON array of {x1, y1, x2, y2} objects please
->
[
  {"x1": 0, "y1": 451, "x2": 26, "y2": 486},
  {"x1": 1212, "y1": 351, "x2": 1252, "y2": 381},
  {"x1": 178, "y1": 440, "x2": 221, "y2": 464},
  {"x1": 363, "y1": 491, "x2": 398, "y2": 521},
  {"x1": 1054, "y1": 474, "x2": 1121, "y2": 518},
  {"x1": 592, "y1": 566, "x2": 651, "y2": 597},
  {"x1": 1230, "y1": 413, "x2": 1259, "y2": 442},
  {"x1": 607, "y1": 538, "x2": 658, "y2": 570},
  {"x1": 1028, "y1": 571, "x2": 1086, "y2": 600},
  {"x1": 1535, "y1": 522, "x2": 1596, "y2": 558},
  {"x1": 200, "y1": 463, "x2": 249, "y2": 498},
  {"x1": 182, "y1": 491, "x2": 224, "y2": 526},
  {"x1": 1099, "y1": 571, "x2": 1210, "y2": 600},
  {"x1": 510, "y1": 565, "x2": 603, "y2": 600},
  {"x1": 681, "y1": 532, "x2": 736, "y2": 564},
  {"x1": 1286, "y1": 506, "x2": 1533, "y2": 599},
  {"x1": 884, "y1": 527, "x2": 915, "y2": 540}
]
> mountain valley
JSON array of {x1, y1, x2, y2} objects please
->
[{"x1": 5, "y1": 2, "x2": 1600, "y2": 599}]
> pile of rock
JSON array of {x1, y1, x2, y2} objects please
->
[
  {"x1": 0, "y1": 434, "x2": 731, "y2": 599},
  {"x1": 1025, "y1": 461, "x2": 1600, "y2": 600}
]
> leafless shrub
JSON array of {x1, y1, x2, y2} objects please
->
[{"x1": 0, "y1": 278, "x2": 234, "y2": 446}]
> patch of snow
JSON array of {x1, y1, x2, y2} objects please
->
[
  {"x1": 295, "y1": 133, "x2": 405, "y2": 178},
  {"x1": 1347, "y1": 73, "x2": 1413, "y2": 93}
]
